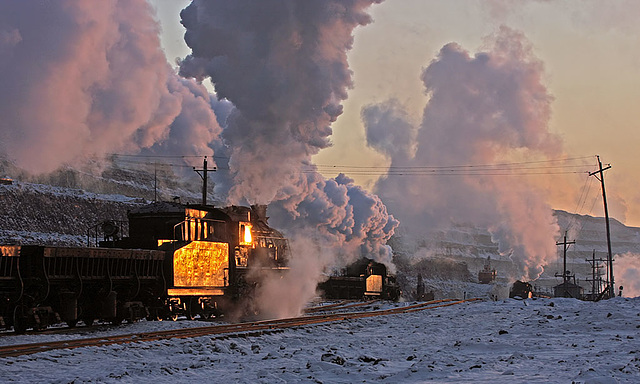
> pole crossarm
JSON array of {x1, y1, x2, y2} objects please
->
[{"x1": 589, "y1": 165, "x2": 611, "y2": 180}]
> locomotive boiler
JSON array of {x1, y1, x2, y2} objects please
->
[{"x1": 0, "y1": 202, "x2": 289, "y2": 333}]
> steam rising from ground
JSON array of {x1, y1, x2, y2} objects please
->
[
  {"x1": 179, "y1": 0, "x2": 395, "y2": 317},
  {"x1": 616, "y1": 253, "x2": 640, "y2": 298},
  {"x1": 0, "y1": 0, "x2": 221, "y2": 173},
  {"x1": 365, "y1": 27, "x2": 562, "y2": 281}
]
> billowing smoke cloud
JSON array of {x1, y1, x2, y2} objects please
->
[
  {"x1": 0, "y1": 0, "x2": 221, "y2": 173},
  {"x1": 364, "y1": 99, "x2": 418, "y2": 162},
  {"x1": 268, "y1": 172, "x2": 398, "y2": 268},
  {"x1": 179, "y1": 0, "x2": 396, "y2": 317},
  {"x1": 179, "y1": 0, "x2": 382, "y2": 204},
  {"x1": 365, "y1": 27, "x2": 562, "y2": 281},
  {"x1": 616, "y1": 253, "x2": 640, "y2": 298}
]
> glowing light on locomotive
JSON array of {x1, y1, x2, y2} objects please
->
[{"x1": 240, "y1": 223, "x2": 252, "y2": 245}]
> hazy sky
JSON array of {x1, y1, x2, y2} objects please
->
[{"x1": 151, "y1": 0, "x2": 640, "y2": 226}]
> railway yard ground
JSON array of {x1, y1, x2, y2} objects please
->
[{"x1": 1, "y1": 297, "x2": 639, "y2": 383}]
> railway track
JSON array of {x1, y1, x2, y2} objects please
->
[
  {"x1": 304, "y1": 300, "x2": 380, "y2": 313},
  {"x1": 0, "y1": 298, "x2": 481, "y2": 358}
]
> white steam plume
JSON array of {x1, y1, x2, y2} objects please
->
[
  {"x1": 0, "y1": 0, "x2": 221, "y2": 174},
  {"x1": 179, "y1": 0, "x2": 396, "y2": 317},
  {"x1": 179, "y1": 0, "x2": 382, "y2": 203},
  {"x1": 616, "y1": 253, "x2": 640, "y2": 298},
  {"x1": 365, "y1": 27, "x2": 562, "y2": 281}
]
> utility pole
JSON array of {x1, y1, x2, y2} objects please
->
[
  {"x1": 585, "y1": 250, "x2": 607, "y2": 300},
  {"x1": 154, "y1": 162, "x2": 157, "y2": 202},
  {"x1": 193, "y1": 156, "x2": 216, "y2": 206},
  {"x1": 555, "y1": 232, "x2": 576, "y2": 297},
  {"x1": 589, "y1": 155, "x2": 614, "y2": 298}
]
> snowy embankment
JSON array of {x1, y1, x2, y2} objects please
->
[
  {"x1": 0, "y1": 181, "x2": 144, "y2": 246},
  {"x1": 1, "y1": 297, "x2": 638, "y2": 383}
]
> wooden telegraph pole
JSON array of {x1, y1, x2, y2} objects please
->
[
  {"x1": 585, "y1": 250, "x2": 607, "y2": 300},
  {"x1": 193, "y1": 156, "x2": 216, "y2": 206},
  {"x1": 555, "y1": 232, "x2": 576, "y2": 297},
  {"x1": 589, "y1": 155, "x2": 614, "y2": 298}
]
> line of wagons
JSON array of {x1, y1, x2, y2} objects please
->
[{"x1": 0, "y1": 201, "x2": 401, "y2": 333}]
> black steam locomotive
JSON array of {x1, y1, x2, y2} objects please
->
[
  {"x1": 509, "y1": 280, "x2": 534, "y2": 299},
  {"x1": 0, "y1": 202, "x2": 289, "y2": 333},
  {"x1": 318, "y1": 258, "x2": 401, "y2": 301}
]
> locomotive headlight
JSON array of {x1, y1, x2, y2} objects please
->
[
  {"x1": 240, "y1": 223, "x2": 253, "y2": 245},
  {"x1": 245, "y1": 225, "x2": 252, "y2": 244}
]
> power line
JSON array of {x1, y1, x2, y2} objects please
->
[
  {"x1": 304, "y1": 170, "x2": 587, "y2": 176},
  {"x1": 313, "y1": 155, "x2": 593, "y2": 170},
  {"x1": 105, "y1": 153, "x2": 595, "y2": 177},
  {"x1": 110, "y1": 153, "x2": 231, "y2": 161}
]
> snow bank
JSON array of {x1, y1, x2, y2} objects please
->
[{"x1": 1, "y1": 298, "x2": 638, "y2": 383}]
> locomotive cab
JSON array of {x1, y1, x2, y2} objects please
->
[{"x1": 123, "y1": 202, "x2": 289, "y2": 320}]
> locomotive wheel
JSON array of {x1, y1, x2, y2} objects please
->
[
  {"x1": 146, "y1": 309, "x2": 163, "y2": 321},
  {"x1": 186, "y1": 300, "x2": 197, "y2": 321},
  {"x1": 169, "y1": 313, "x2": 179, "y2": 321},
  {"x1": 66, "y1": 319, "x2": 78, "y2": 328},
  {"x1": 13, "y1": 305, "x2": 28, "y2": 334}
]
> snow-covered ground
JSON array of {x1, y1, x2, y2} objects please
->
[{"x1": 1, "y1": 297, "x2": 638, "y2": 383}]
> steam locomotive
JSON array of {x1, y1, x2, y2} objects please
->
[
  {"x1": 509, "y1": 280, "x2": 534, "y2": 299},
  {"x1": 318, "y1": 258, "x2": 401, "y2": 301},
  {"x1": 0, "y1": 202, "x2": 289, "y2": 333}
]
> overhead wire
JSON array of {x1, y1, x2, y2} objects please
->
[
  {"x1": 564, "y1": 175, "x2": 594, "y2": 234},
  {"x1": 103, "y1": 153, "x2": 597, "y2": 179},
  {"x1": 308, "y1": 156, "x2": 593, "y2": 177}
]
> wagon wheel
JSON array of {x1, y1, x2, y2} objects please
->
[
  {"x1": 66, "y1": 319, "x2": 78, "y2": 328},
  {"x1": 78, "y1": 306, "x2": 95, "y2": 327},
  {"x1": 110, "y1": 317, "x2": 123, "y2": 325},
  {"x1": 13, "y1": 304, "x2": 28, "y2": 334},
  {"x1": 82, "y1": 317, "x2": 95, "y2": 327}
]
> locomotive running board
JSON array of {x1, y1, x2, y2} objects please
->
[{"x1": 167, "y1": 288, "x2": 225, "y2": 296}]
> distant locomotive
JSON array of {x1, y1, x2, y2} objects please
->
[
  {"x1": 318, "y1": 258, "x2": 401, "y2": 301},
  {"x1": 509, "y1": 280, "x2": 534, "y2": 299},
  {"x1": 0, "y1": 202, "x2": 289, "y2": 333}
]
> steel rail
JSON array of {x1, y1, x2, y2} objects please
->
[{"x1": 304, "y1": 300, "x2": 379, "y2": 313}]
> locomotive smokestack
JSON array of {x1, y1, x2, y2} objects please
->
[{"x1": 251, "y1": 205, "x2": 268, "y2": 222}]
